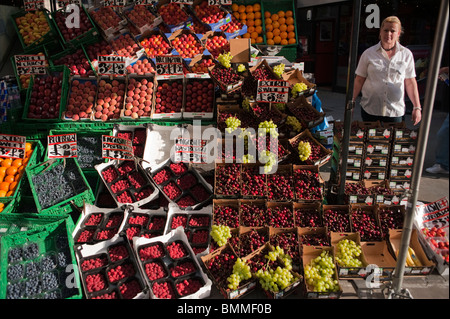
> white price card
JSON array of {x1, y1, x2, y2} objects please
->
[
  {"x1": 14, "y1": 55, "x2": 47, "y2": 76},
  {"x1": 155, "y1": 55, "x2": 184, "y2": 76},
  {"x1": 171, "y1": 0, "x2": 194, "y2": 5},
  {"x1": 23, "y1": 0, "x2": 45, "y2": 11},
  {"x1": 256, "y1": 80, "x2": 290, "y2": 103},
  {"x1": 101, "y1": 0, "x2": 126, "y2": 7},
  {"x1": 47, "y1": 133, "x2": 77, "y2": 159},
  {"x1": 174, "y1": 138, "x2": 207, "y2": 163},
  {"x1": 57, "y1": 0, "x2": 81, "y2": 7},
  {"x1": 208, "y1": 0, "x2": 232, "y2": 5},
  {"x1": 97, "y1": 55, "x2": 126, "y2": 76},
  {"x1": 0, "y1": 134, "x2": 26, "y2": 159},
  {"x1": 135, "y1": 0, "x2": 158, "y2": 5},
  {"x1": 102, "y1": 135, "x2": 134, "y2": 161}
]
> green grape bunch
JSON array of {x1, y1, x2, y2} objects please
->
[
  {"x1": 227, "y1": 258, "x2": 252, "y2": 290},
  {"x1": 259, "y1": 150, "x2": 277, "y2": 174},
  {"x1": 286, "y1": 116, "x2": 302, "y2": 132},
  {"x1": 291, "y1": 82, "x2": 308, "y2": 98},
  {"x1": 304, "y1": 250, "x2": 340, "y2": 293},
  {"x1": 218, "y1": 52, "x2": 233, "y2": 68},
  {"x1": 237, "y1": 64, "x2": 246, "y2": 72},
  {"x1": 298, "y1": 140, "x2": 311, "y2": 161},
  {"x1": 335, "y1": 239, "x2": 364, "y2": 268},
  {"x1": 273, "y1": 63, "x2": 285, "y2": 78},
  {"x1": 225, "y1": 116, "x2": 241, "y2": 133},
  {"x1": 258, "y1": 120, "x2": 279, "y2": 139},
  {"x1": 210, "y1": 225, "x2": 232, "y2": 247}
]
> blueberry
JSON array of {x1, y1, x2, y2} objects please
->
[
  {"x1": 8, "y1": 247, "x2": 22, "y2": 263},
  {"x1": 25, "y1": 261, "x2": 40, "y2": 278},
  {"x1": 23, "y1": 243, "x2": 39, "y2": 260},
  {"x1": 41, "y1": 254, "x2": 57, "y2": 271},
  {"x1": 42, "y1": 271, "x2": 59, "y2": 291},
  {"x1": 7, "y1": 263, "x2": 24, "y2": 282},
  {"x1": 25, "y1": 277, "x2": 42, "y2": 297},
  {"x1": 7, "y1": 281, "x2": 25, "y2": 299}
]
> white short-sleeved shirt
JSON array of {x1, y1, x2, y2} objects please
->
[{"x1": 355, "y1": 41, "x2": 416, "y2": 117}]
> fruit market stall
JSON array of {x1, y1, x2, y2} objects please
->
[{"x1": 0, "y1": 0, "x2": 448, "y2": 301}]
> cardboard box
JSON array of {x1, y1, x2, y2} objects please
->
[
  {"x1": 376, "y1": 204, "x2": 405, "y2": 237},
  {"x1": 345, "y1": 181, "x2": 374, "y2": 206},
  {"x1": 360, "y1": 121, "x2": 393, "y2": 142},
  {"x1": 360, "y1": 241, "x2": 397, "y2": 277},
  {"x1": 270, "y1": 227, "x2": 302, "y2": 270},
  {"x1": 388, "y1": 229, "x2": 435, "y2": 275},
  {"x1": 240, "y1": 163, "x2": 268, "y2": 198},
  {"x1": 212, "y1": 199, "x2": 240, "y2": 228},
  {"x1": 286, "y1": 94, "x2": 325, "y2": 129},
  {"x1": 350, "y1": 204, "x2": 383, "y2": 241},
  {"x1": 365, "y1": 141, "x2": 390, "y2": 156},
  {"x1": 289, "y1": 129, "x2": 332, "y2": 167},
  {"x1": 389, "y1": 179, "x2": 411, "y2": 193},
  {"x1": 292, "y1": 165, "x2": 324, "y2": 202},
  {"x1": 282, "y1": 68, "x2": 316, "y2": 94},
  {"x1": 230, "y1": 38, "x2": 251, "y2": 63},
  {"x1": 200, "y1": 242, "x2": 257, "y2": 299},
  {"x1": 392, "y1": 141, "x2": 416, "y2": 156},
  {"x1": 363, "y1": 154, "x2": 389, "y2": 169},
  {"x1": 330, "y1": 232, "x2": 369, "y2": 278},
  {"x1": 239, "y1": 199, "x2": 267, "y2": 227},
  {"x1": 390, "y1": 154, "x2": 414, "y2": 167},
  {"x1": 151, "y1": 75, "x2": 184, "y2": 120},
  {"x1": 214, "y1": 162, "x2": 242, "y2": 198},
  {"x1": 190, "y1": 0, "x2": 232, "y2": 31},
  {"x1": 389, "y1": 166, "x2": 413, "y2": 180},
  {"x1": 182, "y1": 73, "x2": 215, "y2": 119},
  {"x1": 293, "y1": 201, "x2": 322, "y2": 228},
  {"x1": 301, "y1": 246, "x2": 342, "y2": 299},
  {"x1": 322, "y1": 205, "x2": 352, "y2": 233},
  {"x1": 298, "y1": 227, "x2": 330, "y2": 250},
  {"x1": 362, "y1": 167, "x2": 388, "y2": 181},
  {"x1": 266, "y1": 201, "x2": 295, "y2": 228}
]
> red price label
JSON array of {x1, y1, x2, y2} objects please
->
[{"x1": 0, "y1": 134, "x2": 26, "y2": 159}]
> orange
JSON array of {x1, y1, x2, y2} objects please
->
[
  {"x1": 247, "y1": 26, "x2": 255, "y2": 33},
  {"x1": 253, "y1": 3, "x2": 261, "y2": 12},
  {"x1": 0, "y1": 190, "x2": 7, "y2": 198},
  {"x1": 251, "y1": 31, "x2": 258, "y2": 39},
  {"x1": 288, "y1": 31, "x2": 296, "y2": 39},
  {"x1": 264, "y1": 11, "x2": 271, "y2": 18},
  {"x1": 281, "y1": 39, "x2": 289, "y2": 45},
  {"x1": 286, "y1": 17, "x2": 294, "y2": 25},
  {"x1": 4, "y1": 175, "x2": 14, "y2": 183},
  {"x1": 9, "y1": 181, "x2": 17, "y2": 191},
  {"x1": 278, "y1": 11, "x2": 285, "y2": 18},
  {"x1": 233, "y1": 11, "x2": 240, "y2": 19},
  {"x1": 6, "y1": 166, "x2": 17, "y2": 176},
  {"x1": 271, "y1": 14, "x2": 279, "y2": 21},
  {"x1": 250, "y1": 38, "x2": 255, "y2": 44},
  {"x1": 285, "y1": 10, "x2": 293, "y2": 17},
  {"x1": 279, "y1": 24, "x2": 287, "y2": 32},
  {"x1": 0, "y1": 182, "x2": 10, "y2": 192},
  {"x1": 273, "y1": 28, "x2": 281, "y2": 36},
  {"x1": 243, "y1": 32, "x2": 251, "y2": 38},
  {"x1": 246, "y1": 19, "x2": 254, "y2": 27},
  {"x1": 246, "y1": 12, "x2": 254, "y2": 20},
  {"x1": 265, "y1": 18, "x2": 272, "y2": 25},
  {"x1": 254, "y1": 18, "x2": 262, "y2": 26},
  {"x1": 267, "y1": 39, "x2": 275, "y2": 45},
  {"x1": 256, "y1": 36, "x2": 263, "y2": 43},
  {"x1": 246, "y1": 5, "x2": 253, "y2": 13},
  {"x1": 265, "y1": 24, "x2": 273, "y2": 32},
  {"x1": 239, "y1": 12, "x2": 247, "y2": 20},
  {"x1": 255, "y1": 26, "x2": 263, "y2": 34},
  {"x1": 272, "y1": 21, "x2": 280, "y2": 29},
  {"x1": 0, "y1": 167, "x2": 6, "y2": 175},
  {"x1": 240, "y1": 19, "x2": 247, "y2": 25},
  {"x1": 12, "y1": 159, "x2": 22, "y2": 167},
  {"x1": 288, "y1": 38, "x2": 296, "y2": 44},
  {"x1": 273, "y1": 35, "x2": 281, "y2": 44},
  {"x1": 266, "y1": 31, "x2": 274, "y2": 39},
  {"x1": 6, "y1": 190, "x2": 13, "y2": 197},
  {"x1": 278, "y1": 17, "x2": 286, "y2": 25},
  {"x1": 1, "y1": 159, "x2": 12, "y2": 168},
  {"x1": 280, "y1": 31, "x2": 288, "y2": 39},
  {"x1": 254, "y1": 11, "x2": 261, "y2": 19},
  {"x1": 287, "y1": 24, "x2": 295, "y2": 32},
  {"x1": 232, "y1": 3, "x2": 239, "y2": 12},
  {"x1": 238, "y1": 5, "x2": 246, "y2": 13},
  {"x1": 25, "y1": 142, "x2": 32, "y2": 152}
]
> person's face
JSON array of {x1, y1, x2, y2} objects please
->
[{"x1": 380, "y1": 22, "x2": 401, "y2": 47}]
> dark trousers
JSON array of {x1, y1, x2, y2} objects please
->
[{"x1": 361, "y1": 107, "x2": 404, "y2": 123}]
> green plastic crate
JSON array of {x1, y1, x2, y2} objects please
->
[
  {"x1": 232, "y1": 0, "x2": 267, "y2": 45},
  {"x1": 261, "y1": 0, "x2": 298, "y2": 49},
  {"x1": 22, "y1": 65, "x2": 70, "y2": 122},
  {"x1": 25, "y1": 157, "x2": 95, "y2": 216},
  {"x1": 0, "y1": 140, "x2": 44, "y2": 203},
  {"x1": 0, "y1": 198, "x2": 16, "y2": 214},
  {"x1": 0, "y1": 216, "x2": 83, "y2": 299},
  {"x1": 50, "y1": 4, "x2": 99, "y2": 49},
  {"x1": 11, "y1": 8, "x2": 59, "y2": 54}
]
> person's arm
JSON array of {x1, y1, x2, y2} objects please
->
[
  {"x1": 353, "y1": 75, "x2": 366, "y2": 101},
  {"x1": 405, "y1": 77, "x2": 422, "y2": 125}
]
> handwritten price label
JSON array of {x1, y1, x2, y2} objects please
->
[
  {"x1": 208, "y1": 0, "x2": 232, "y2": 5},
  {"x1": 256, "y1": 80, "x2": 289, "y2": 103},
  {"x1": 155, "y1": 55, "x2": 184, "y2": 75},
  {"x1": 14, "y1": 55, "x2": 47, "y2": 76},
  {"x1": 171, "y1": 0, "x2": 194, "y2": 5},
  {"x1": 102, "y1": 135, "x2": 134, "y2": 161},
  {"x1": 135, "y1": 0, "x2": 158, "y2": 5},
  {"x1": 0, "y1": 134, "x2": 26, "y2": 159},
  {"x1": 101, "y1": 0, "x2": 126, "y2": 7},
  {"x1": 47, "y1": 133, "x2": 77, "y2": 159},
  {"x1": 97, "y1": 55, "x2": 126, "y2": 76},
  {"x1": 174, "y1": 138, "x2": 207, "y2": 163},
  {"x1": 23, "y1": 0, "x2": 45, "y2": 11},
  {"x1": 57, "y1": 0, "x2": 81, "y2": 7}
]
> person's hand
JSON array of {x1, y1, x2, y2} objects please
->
[{"x1": 412, "y1": 108, "x2": 422, "y2": 125}]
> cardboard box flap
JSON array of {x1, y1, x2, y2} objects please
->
[
  {"x1": 360, "y1": 241, "x2": 397, "y2": 267},
  {"x1": 230, "y1": 38, "x2": 251, "y2": 63}
]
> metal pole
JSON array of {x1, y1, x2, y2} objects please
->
[
  {"x1": 338, "y1": 0, "x2": 361, "y2": 203},
  {"x1": 392, "y1": 0, "x2": 449, "y2": 295}
]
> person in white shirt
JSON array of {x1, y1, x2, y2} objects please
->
[{"x1": 352, "y1": 16, "x2": 422, "y2": 125}]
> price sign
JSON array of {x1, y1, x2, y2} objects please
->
[
  {"x1": 57, "y1": 0, "x2": 81, "y2": 7},
  {"x1": 256, "y1": 80, "x2": 289, "y2": 103},
  {"x1": 135, "y1": 0, "x2": 158, "y2": 5},
  {"x1": 23, "y1": 0, "x2": 45, "y2": 11},
  {"x1": 97, "y1": 55, "x2": 126, "y2": 76},
  {"x1": 101, "y1": 0, "x2": 126, "y2": 7},
  {"x1": 102, "y1": 135, "x2": 134, "y2": 161},
  {"x1": 0, "y1": 134, "x2": 26, "y2": 159},
  {"x1": 171, "y1": 0, "x2": 194, "y2": 5},
  {"x1": 174, "y1": 138, "x2": 207, "y2": 163},
  {"x1": 47, "y1": 133, "x2": 77, "y2": 159},
  {"x1": 14, "y1": 55, "x2": 47, "y2": 76},
  {"x1": 155, "y1": 55, "x2": 184, "y2": 76},
  {"x1": 208, "y1": 0, "x2": 232, "y2": 5}
]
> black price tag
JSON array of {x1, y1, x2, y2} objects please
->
[
  {"x1": 97, "y1": 55, "x2": 126, "y2": 76},
  {"x1": 208, "y1": 0, "x2": 232, "y2": 5},
  {"x1": 0, "y1": 134, "x2": 26, "y2": 159},
  {"x1": 256, "y1": 80, "x2": 289, "y2": 103},
  {"x1": 155, "y1": 55, "x2": 184, "y2": 76},
  {"x1": 23, "y1": 0, "x2": 45, "y2": 11},
  {"x1": 102, "y1": 135, "x2": 134, "y2": 161},
  {"x1": 14, "y1": 55, "x2": 47, "y2": 76},
  {"x1": 135, "y1": 0, "x2": 158, "y2": 5},
  {"x1": 101, "y1": 0, "x2": 126, "y2": 7},
  {"x1": 47, "y1": 133, "x2": 77, "y2": 159}
]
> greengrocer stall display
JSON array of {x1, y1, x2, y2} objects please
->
[{"x1": 0, "y1": 0, "x2": 447, "y2": 300}]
